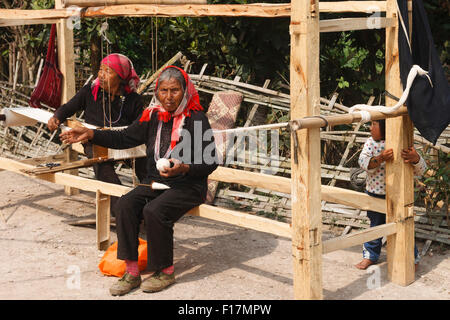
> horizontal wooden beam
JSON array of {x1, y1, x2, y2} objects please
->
[
  {"x1": 322, "y1": 222, "x2": 397, "y2": 254},
  {"x1": 0, "y1": 156, "x2": 392, "y2": 242},
  {"x1": 187, "y1": 204, "x2": 291, "y2": 238},
  {"x1": 290, "y1": 107, "x2": 408, "y2": 131},
  {"x1": 317, "y1": 1, "x2": 411, "y2": 13},
  {"x1": 0, "y1": 19, "x2": 59, "y2": 27},
  {"x1": 0, "y1": 156, "x2": 290, "y2": 238},
  {"x1": 62, "y1": 0, "x2": 206, "y2": 7},
  {"x1": 0, "y1": 2, "x2": 411, "y2": 23},
  {"x1": 209, "y1": 166, "x2": 386, "y2": 213},
  {"x1": 209, "y1": 166, "x2": 290, "y2": 193},
  {"x1": 0, "y1": 4, "x2": 291, "y2": 21},
  {"x1": 321, "y1": 185, "x2": 386, "y2": 214},
  {"x1": 0, "y1": 156, "x2": 385, "y2": 213},
  {"x1": 320, "y1": 17, "x2": 396, "y2": 33},
  {"x1": 0, "y1": 156, "x2": 129, "y2": 197}
]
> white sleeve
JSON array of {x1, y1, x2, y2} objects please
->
[
  {"x1": 358, "y1": 138, "x2": 377, "y2": 173},
  {"x1": 413, "y1": 155, "x2": 427, "y2": 176}
]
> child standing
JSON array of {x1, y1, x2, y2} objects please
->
[{"x1": 355, "y1": 119, "x2": 427, "y2": 270}]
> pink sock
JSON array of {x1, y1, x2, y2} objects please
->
[
  {"x1": 125, "y1": 260, "x2": 139, "y2": 277},
  {"x1": 162, "y1": 265, "x2": 174, "y2": 275}
]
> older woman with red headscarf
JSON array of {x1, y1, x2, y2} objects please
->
[
  {"x1": 60, "y1": 65, "x2": 218, "y2": 296},
  {"x1": 47, "y1": 53, "x2": 147, "y2": 207}
]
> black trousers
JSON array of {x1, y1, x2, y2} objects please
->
[
  {"x1": 112, "y1": 185, "x2": 204, "y2": 271},
  {"x1": 83, "y1": 143, "x2": 147, "y2": 209}
]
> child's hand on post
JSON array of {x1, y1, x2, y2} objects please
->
[{"x1": 401, "y1": 147, "x2": 420, "y2": 164}]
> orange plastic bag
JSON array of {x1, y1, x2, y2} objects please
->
[{"x1": 98, "y1": 238, "x2": 148, "y2": 277}]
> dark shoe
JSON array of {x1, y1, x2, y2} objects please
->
[
  {"x1": 109, "y1": 272, "x2": 141, "y2": 296},
  {"x1": 141, "y1": 271, "x2": 175, "y2": 293}
]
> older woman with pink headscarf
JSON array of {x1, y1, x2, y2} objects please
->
[{"x1": 47, "y1": 53, "x2": 147, "y2": 205}]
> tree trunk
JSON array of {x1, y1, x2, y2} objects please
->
[{"x1": 90, "y1": 34, "x2": 101, "y2": 77}]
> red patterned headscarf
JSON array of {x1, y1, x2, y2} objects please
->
[
  {"x1": 139, "y1": 65, "x2": 203, "y2": 154},
  {"x1": 91, "y1": 53, "x2": 140, "y2": 101}
]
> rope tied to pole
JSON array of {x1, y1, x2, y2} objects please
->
[{"x1": 348, "y1": 65, "x2": 432, "y2": 123}]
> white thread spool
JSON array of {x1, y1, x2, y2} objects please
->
[{"x1": 156, "y1": 158, "x2": 171, "y2": 171}]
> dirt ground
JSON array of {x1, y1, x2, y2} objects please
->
[{"x1": 0, "y1": 170, "x2": 448, "y2": 300}]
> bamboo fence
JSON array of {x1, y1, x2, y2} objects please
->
[{"x1": 0, "y1": 64, "x2": 449, "y2": 250}]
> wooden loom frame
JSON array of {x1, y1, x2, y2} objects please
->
[{"x1": 0, "y1": 0, "x2": 417, "y2": 299}]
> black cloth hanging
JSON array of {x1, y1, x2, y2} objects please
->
[{"x1": 397, "y1": 0, "x2": 450, "y2": 145}]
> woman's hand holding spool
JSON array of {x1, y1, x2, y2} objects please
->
[{"x1": 157, "y1": 158, "x2": 189, "y2": 178}]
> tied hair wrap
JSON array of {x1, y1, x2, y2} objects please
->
[
  {"x1": 91, "y1": 53, "x2": 140, "y2": 101},
  {"x1": 139, "y1": 66, "x2": 203, "y2": 154}
]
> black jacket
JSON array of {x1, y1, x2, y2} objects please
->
[
  {"x1": 54, "y1": 83, "x2": 145, "y2": 128},
  {"x1": 91, "y1": 110, "x2": 218, "y2": 196}
]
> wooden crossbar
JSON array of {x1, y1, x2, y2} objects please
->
[
  {"x1": 1, "y1": 157, "x2": 386, "y2": 213},
  {"x1": 0, "y1": 1, "x2": 412, "y2": 23},
  {"x1": 209, "y1": 166, "x2": 386, "y2": 213},
  {"x1": 0, "y1": 156, "x2": 388, "y2": 248},
  {"x1": 322, "y1": 222, "x2": 397, "y2": 254}
]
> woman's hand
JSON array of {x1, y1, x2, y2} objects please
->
[
  {"x1": 401, "y1": 147, "x2": 420, "y2": 164},
  {"x1": 60, "y1": 126, "x2": 94, "y2": 144},
  {"x1": 159, "y1": 158, "x2": 190, "y2": 178},
  {"x1": 47, "y1": 116, "x2": 60, "y2": 132}
]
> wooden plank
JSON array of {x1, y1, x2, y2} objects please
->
[
  {"x1": 209, "y1": 166, "x2": 386, "y2": 213},
  {"x1": 318, "y1": 1, "x2": 385, "y2": 13},
  {"x1": 187, "y1": 204, "x2": 291, "y2": 239},
  {"x1": 0, "y1": 1, "x2": 418, "y2": 25},
  {"x1": 0, "y1": 4, "x2": 292, "y2": 21},
  {"x1": 0, "y1": 19, "x2": 59, "y2": 27},
  {"x1": 0, "y1": 2, "x2": 414, "y2": 23},
  {"x1": 320, "y1": 17, "x2": 396, "y2": 33},
  {"x1": 96, "y1": 190, "x2": 111, "y2": 250},
  {"x1": 323, "y1": 222, "x2": 397, "y2": 254},
  {"x1": 84, "y1": 4, "x2": 290, "y2": 18},
  {"x1": 385, "y1": 0, "x2": 415, "y2": 286},
  {"x1": 0, "y1": 156, "x2": 130, "y2": 197},
  {"x1": 290, "y1": 0, "x2": 322, "y2": 300},
  {"x1": 318, "y1": 1, "x2": 412, "y2": 13},
  {"x1": 63, "y1": 0, "x2": 206, "y2": 6},
  {"x1": 3, "y1": 156, "x2": 385, "y2": 214}
]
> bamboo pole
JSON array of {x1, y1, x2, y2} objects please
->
[
  {"x1": 137, "y1": 51, "x2": 183, "y2": 93},
  {"x1": 213, "y1": 107, "x2": 408, "y2": 134}
]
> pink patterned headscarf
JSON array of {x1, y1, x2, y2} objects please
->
[{"x1": 91, "y1": 53, "x2": 140, "y2": 101}]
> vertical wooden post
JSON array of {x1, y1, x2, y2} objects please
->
[
  {"x1": 385, "y1": 0, "x2": 415, "y2": 286},
  {"x1": 55, "y1": 0, "x2": 79, "y2": 196},
  {"x1": 96, "y1": 190, "x2": 111, "y2": 250},
  {"x1": 290, "y1": 0, "x2": 322, "y2": 299}
]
